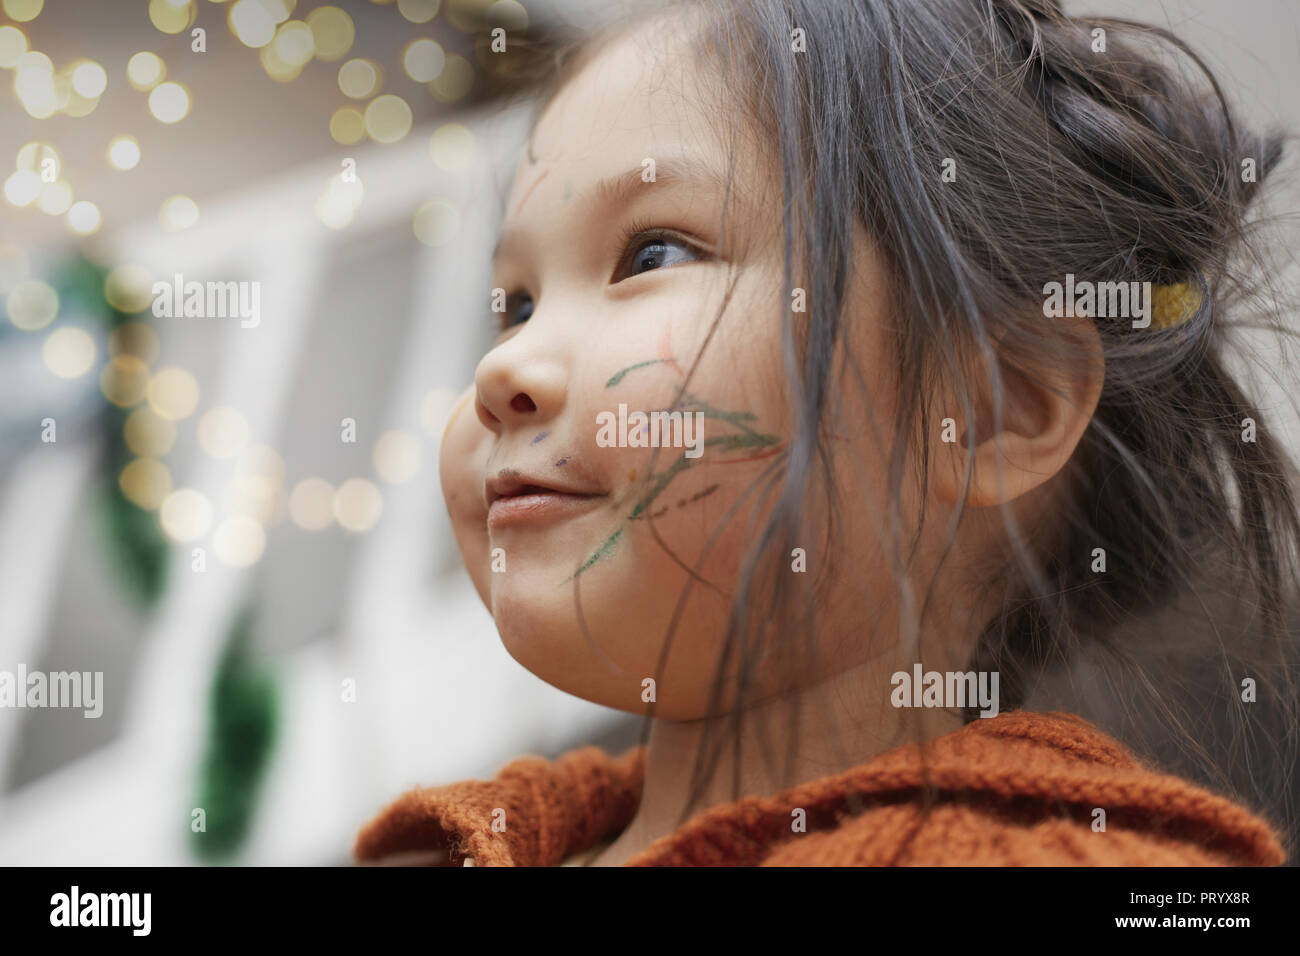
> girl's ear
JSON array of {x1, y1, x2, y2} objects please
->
[{"x1": 934, "y1": 317, "x2": 1105, "y2": 508}]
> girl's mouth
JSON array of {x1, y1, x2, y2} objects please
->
[
  {"x1": 485, "y1": 472, "x2": 607, "y2": 531},
  {"x1": 486, "y1": 489, "x2": 606, "y2": 530}
]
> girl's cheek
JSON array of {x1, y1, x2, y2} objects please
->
[
  {"x1": 440, "y1": 387, "x2": 492, "y2": 603},
  {"x1": 440, "y1": 386, "x2": 476, "y2": 450}
]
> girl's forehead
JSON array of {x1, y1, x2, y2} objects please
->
[
  {"x1": 497, "y1": 14, "x2": 777, "y2": 247},
  {"x1": 519, "y1": 21, "x2": 717, "y2": 175}
]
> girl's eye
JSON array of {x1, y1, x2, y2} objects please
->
[
  {"x1": 494, "y1": 229, "x2": 709, "y2": 333},
  {"x1": 501, "y1": 294, "x2": 533, "y2": 330},
  {"x1": 612, "y1": 232, "x2": 707, "y2": 283}
]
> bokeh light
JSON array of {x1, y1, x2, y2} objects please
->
[
  {"x1": 148, "y1": 82, "x2": 191, "y2": 123},
  {"x1": 15, "y1": 140, "x2": 59, "y2": 179},
  {"x1": 42, "y1": 326, "x2": 97, "y2": 379},
  {"x1": 15, "y1": 49, "x2": 52, "y2": 72},
  {"x1": 446, "y1": 0, "x2": 493, "y2": 32},
  {"x1": 119, "y1": 458, "x2": 173, "y2": 511},
  {"x1": 160, "y1": 195, "x2": 200, "y2": 230},
  {"x1": 15, "y1": 53, "x2": 56, "y2": 118},
  {"x1": 328, "y1": 106, "x2": 365, "y2": 145},
  {"x1": 108, "y1": 135, "x2": 142, "y2": 171},
  {"x1": 223, "y1": 475, "x2": 282, "y2": 527},
  {"x1": 272, "y1": 19, "x2": 314, "y2": 66},
  {"x1": 261, "y1": 0, "x2": 296, "y2": 23},
  {"x1": 306, "y1": 5, "x2": 353, "y2": 61},
  {"x1": 126, "y1": 52, "x2": 166, "y2": 92},
  {"x1": 259, "y1": 37, "x2": 304, "y2": 82},
  {"x1": 109, "y1": 321, "x2": 161, "y2": 364},
  {"x1": 4, "y1": 170, "x2": 42, "y2": 207},
  {"x1": 334, "y1": 478, "x2": 382, "y2": 532},
  {"x1": 197, "y1": 406, "x2": 250, "y2": 459},
  {"x1": 1, "y1": 0, "x2": 43, "y2": 24},
  {"x1": 420, "y1": 386, "x2": 458, "y2": 439},
  {"x1": 429, "y1": 123, "x2": 474, "y2": 171},
  {"x1": 364, "y1": 94, "x2": 412, "y2": 144},
  {"x1": 147, "y1": 367, "x2": 201, "y2": 421},
  {"x1": 485, "y1": 0, "x2": 528, "y2": 31},
  {"x1": 100, "y1": 355, "x2": 152, "y2": 407},
  {"x1": 289, "y1": 477, "x2": 335, "y2": 531},
  {"x1": 337, "y1": 58, "x2": 380, "y2": 98},
  {"x1": 224, "y1": 449, "x2": 284, "y2": 526},
  {"x1": 62, "y1": 89, "x2": 102, "y2": 119},
  {"x1": 235, "y1": 444, "x2": 286, "y2": 485},
  {"x1": 160, "y1": 488, "x2": 214, "y2": 542},
  {"x1": 6, "y1": 278, "x2": 58, "y2": 330},
  {"x1": 148, "y1": 0, "x2": 195, "y2": 34},
  {"x1": 429, "y1": 54, "x2": 473, "y2": 103},
  {"x1": 213, "y1": 515, "x2": 266, "y2": 567},
  {"x1": 412, "y1": 199, "x2": 459, "y2": 246},
  {"x1": 403, "y1": 38, "x2": 445, "y2": 83},
  {"x1": 230, "y1": 0, "x2": 276, "y2": 47},
  {"x1": 66, "y1": 200, "x2": 102, "y2": 235},
  {"x1": 104, "y1": 264, "x2": 156, "y2": 314},
  {"x1": 314, "y1": 172, "x2": 363, "y2": 229},
  {"x1": 397, "y1": 0, "x2": 439, "y2": 24},
  {"x1": 0, "y1": 26, "x2": 29, "y2": 68},
  {"x1": 71, "y1": 60, "x2": 107, "y2": 97},
  {"x1": 124, "y1": 406, "x2": 178, "y2": 457},
  {"x1": 37, "y1": 181, "x2": 73, "y2": 216},
  {"x1": 372, "y1": 429, "x2": 420, "y2": 484}
]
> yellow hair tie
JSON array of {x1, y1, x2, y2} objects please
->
[{"x1": 1148, "y1": 281, "x2": 1203, "y2": 330}]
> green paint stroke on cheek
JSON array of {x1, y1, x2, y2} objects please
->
[
  {"x1": 605, "y1": 359, "x2": 663, "y2": 388},
  {"x1": 629, "y1": 456, "x2": 695, "y2": 518},
  {"x1": 627, "y1": 430, "x2": 779, "y2": 519},
  {"x1": 565, "y1": 527, "x2": 624, "y2": 582},
  {"x1": 566, "y1": 359, "x2": 783, "y2": 585}
]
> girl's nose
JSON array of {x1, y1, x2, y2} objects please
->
[{"x1": 473, "y1": 334, "x2": 567, "y2": 433}]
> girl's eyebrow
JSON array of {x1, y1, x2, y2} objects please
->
[
  {"x1": 589, "y1": 156, "x2": 732, "y2": 210},
  {"x1": 493, "y1": 155, "x2": 735, "y2": 266}
]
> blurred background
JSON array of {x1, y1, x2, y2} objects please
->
[{"x1": 0, "y1": 0, "x2": 1297, "y2": 865}]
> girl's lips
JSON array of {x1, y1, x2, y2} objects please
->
[{"x1": 486, "y1": 491, "x2": 606, "y2": 530}]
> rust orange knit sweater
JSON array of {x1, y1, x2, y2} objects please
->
[{"x1": 352, "y1": 710, "x2": 1286, "y2": 866}]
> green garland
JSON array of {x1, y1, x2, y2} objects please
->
[
  {"x1": 191, "y1": 603, "x2": 280, "y2": 861},
  {"x1": 47, "y1": 254, "x2": 171, "y2": 608},
  {"x1": 44, "y1": 254, "x2": 280, "y2": 858}
]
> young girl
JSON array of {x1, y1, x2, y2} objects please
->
[{"x1": 354, "y1": 0, "x2": 1300, "y2": 866}]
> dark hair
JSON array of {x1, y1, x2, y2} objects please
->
[{"x1": 496, "y1": 0, "x2": 1300, "y2": 859}]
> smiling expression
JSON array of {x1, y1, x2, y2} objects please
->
[{"x1": 438, "y1": 13, "x2": 907, "y2": 719}]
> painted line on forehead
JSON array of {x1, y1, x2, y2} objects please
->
[{"x1": 514, "y1": 169, "x2": 550, "y2": 217}]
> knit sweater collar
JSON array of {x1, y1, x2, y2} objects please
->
[{"x1": 352, "y1": 710, "x2": 1285, "y2": 866}]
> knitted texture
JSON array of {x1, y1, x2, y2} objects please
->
[
  {"x1": 353, "y1": 744, "x2": 644, "y2": 867},
  {"x1": 352, "y1": 711, "x2": 1285, "y2": 866}
]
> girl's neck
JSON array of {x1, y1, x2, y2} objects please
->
[{"x1": 587, "y1": 655, "x2": 965, "y2": 866}]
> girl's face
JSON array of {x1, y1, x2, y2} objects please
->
[{"x1": 439, "y1": 20, "x2": 900, "y2": 719}]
